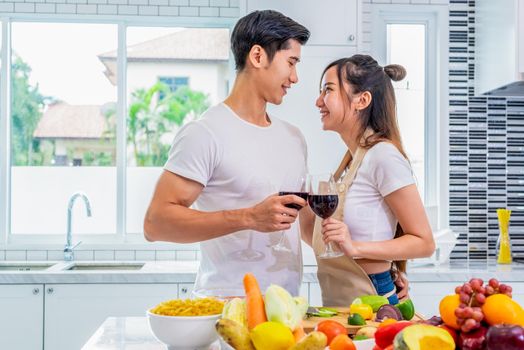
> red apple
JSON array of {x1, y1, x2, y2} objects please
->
[{"x1": 486, "y1": 324, "x2": 524, "y2": 350}]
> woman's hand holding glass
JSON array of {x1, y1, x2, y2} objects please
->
[{"x1": 321, "y1": 217, "x2": 357, "y2": 257}]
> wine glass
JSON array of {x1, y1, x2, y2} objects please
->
[
  {"x1": 228, "y1": 231, "x2": 266, "y2": 262},
  {"x1": 308, "y1": 173, "x2": 343, "y2": 259},
  {"x1": 271, "y1": 175, "x2": 308, "y2": 252}
]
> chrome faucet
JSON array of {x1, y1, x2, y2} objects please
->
[{"x1": 64, "y1": 192, "x2": 92, "y2": 261}]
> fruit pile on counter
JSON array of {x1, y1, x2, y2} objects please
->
[{"x1": 216, "y1": 274, "x2": 524, "y2": 350}]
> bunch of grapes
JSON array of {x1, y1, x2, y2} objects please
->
[{"x1": 453, "y1": 278, "x2": 513, "y2": 333}]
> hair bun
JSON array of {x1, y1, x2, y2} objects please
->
[{"x1": 384, "y1": 64, "x2": 406, "y2": 82}]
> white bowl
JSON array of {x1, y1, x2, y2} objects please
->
[
  {"x1": 354, "y1": 338, "x2": 376, "y2": 350},
  {"x1": 147, "y1": 309, "x2": 221, "y2": 350}
]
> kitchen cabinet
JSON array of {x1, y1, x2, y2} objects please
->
[
  {"x1": 178, "y1": 283, "x2": 194, "y2": 298},
  {"x1": 519, "y1": 0, "x2": 524, "y2": 74},
  {"x1": 475, "y1": 0, "x2": 521, "y2": 94},
  {"x1": 246, "y1": 0, "x2": 359, "y2": 46},
  {"x1": 0, "y1": 284, "x2": 44, "y2": 350},
  {"x1": 44, "y1": 283, "x2": 178, "y2": 350}
]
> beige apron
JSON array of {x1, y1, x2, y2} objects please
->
[{"x1": 312, "y1": 142, "x2": 379, "y2": 306}]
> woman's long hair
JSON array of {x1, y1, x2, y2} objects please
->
[{"x1": 325, "y1": 54, "x2": 409, "y2": 273}]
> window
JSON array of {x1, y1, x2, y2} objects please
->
[
  {"x1": 0, "y1": 21, "x2": 231, "y2": 242},
  {"x1": 372, "y1": 4, "x2": 448, "y2": 229},
  {"x1": 10, "y1": 22, "x2": 117, "y2": 235},
  {"x1": 125, "y1": 26, "x2": 229, "y2": 234},
  {"x1": 387, "y1": 24, "x2": 426, "y2": 200},
  {"x1": 158, "y1": 76, "x2": 189, "y2": 99}
]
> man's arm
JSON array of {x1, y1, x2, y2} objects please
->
[{"x1": 143, "y1": 170, "x2": 306, "y2": 243}]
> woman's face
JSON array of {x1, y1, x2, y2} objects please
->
[{"x1": 315, "y1": 66, "x2": 359, "y2": 132}]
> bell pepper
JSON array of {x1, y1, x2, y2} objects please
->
[
  {"x1": 349, "y1": 303, "x2": 373, "y2": 320},
  {"x1": 374, "y1": 321, "x2": 413, "y2": 349}
]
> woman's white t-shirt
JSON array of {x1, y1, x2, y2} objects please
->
[{"x1": 343, "y1": 142, "x2": 415, "y2": 242}]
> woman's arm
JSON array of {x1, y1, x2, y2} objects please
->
[{"x1": 322, "y1": 184, "x2": 435, "y2": 260}]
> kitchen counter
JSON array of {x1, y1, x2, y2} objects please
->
[
  {"x1": 5, "y1": 259, "x2": 524, "y2": 283},
  {"x1": 1, "y1": 259, "x2": 524, "y2": 284},
  {"x1": 82, "y1": 317, "x2": 221, "y2": 350}
]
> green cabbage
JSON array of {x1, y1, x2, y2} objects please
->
[{"x1": 264, "y1": 284, "x2": 305, "y2": 330}]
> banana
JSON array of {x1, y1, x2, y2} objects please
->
[{"x1": 215, "y1": 318, "x2": 255, "y2": 350}]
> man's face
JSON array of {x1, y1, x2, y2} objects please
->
[{"x1": 258, "y1": 39, "x2": 301, "y2": 105}]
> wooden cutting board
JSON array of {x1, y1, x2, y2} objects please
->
[{"x1": 302, "y1": 307, "x2": 424, "y2": 334}]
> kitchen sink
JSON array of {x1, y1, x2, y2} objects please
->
[
  {"x1": 64, "y1": 262, "x2": 145, "y2": 271},
  {"x1": 0, "y1": 262, "x2": 55, "y2": 271}
]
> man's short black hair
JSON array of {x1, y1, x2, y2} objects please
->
[{"x1": 230, "y1": 10, "x2": 310, "y2": 71}]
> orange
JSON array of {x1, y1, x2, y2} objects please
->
[
  {"x1": 482, "y1": 294, "x2": 524, "y2": 326},
  {"x1": 439, "y1": 294, "x2": 461, "y2": 330},
  {"x1": 329, "y1": 334, "x2": 356, "y2": 350}
]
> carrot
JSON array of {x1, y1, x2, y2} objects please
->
[
  {"x1": 243, "y1": 273, "x2": 267, "y2": 329},
  {"x1": 293, "y1": 322, "x2": 306, "y2": 342}
]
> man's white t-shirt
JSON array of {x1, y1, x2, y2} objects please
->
[
  {"x1": 164, "y1": 103, "x2": 308, "y2": 296},
  {"x1": 344, "y1": 142, "x2": 415, "y2": 242}
]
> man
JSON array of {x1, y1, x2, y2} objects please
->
[{"x1": 144, "y1": 10, "x2": 310, "y2": 296}]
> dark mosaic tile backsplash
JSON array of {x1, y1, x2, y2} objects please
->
[{"x1": 449, "y1": 0, "x2": 524, "y2": 260}]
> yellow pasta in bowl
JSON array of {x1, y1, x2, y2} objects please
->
[
  {"x1": 150, "y1": 297, "x2": 224, "y2": 317},
  {"x1": 147, "y1": 297, "x2": 224, "y2": 349}
]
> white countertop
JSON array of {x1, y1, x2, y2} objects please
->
[
  {"x1": 1, "y1": 259, "x2": 524, "y2": 284},
  {"x1": 82, "y1": 317, "x2": 221, "y2": 350}
]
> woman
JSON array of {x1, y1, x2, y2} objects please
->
[{"x1": 301, "y1": 55, "x2": 435, "y2": 306}]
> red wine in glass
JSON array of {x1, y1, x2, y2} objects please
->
[
  {"x1": 308, "y1": 195, "x2": 339, "y2": 218},
  {"x1": 278, "y1": 191, "x2": 309, "y2": 210}
]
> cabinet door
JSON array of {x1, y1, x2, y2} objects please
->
[
  {"x1": 0, "y1": 284, "x2": 44, "y2": 350},
  {"x1": 247, "y1": 0, "x2": 358, "y2": 46},
  {"x1": 519, "y1": 0, "x2": 524, "y2": 73},
  {"x1": 178, "y1": 283, "x2": 194, "y2": 299},
  {"x1": 44, "y1": 284, "x2": 178, "y2": 350}
]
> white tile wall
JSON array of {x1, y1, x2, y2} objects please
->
[
  {"x1": 94, "y1": 250, "x2": 115, "y2": 260},
  {"x1": 27, "y1": 250, "x2": 48, "y2": 261},
  {"x1": 0, "y1": 0, "x2": 240, "y2": 18},
  {"x1": 0, "y1": 250, "x2": 5, "y2": 261},
  {"x1": 155, "y1": 250, "x2": 176, "y2": 261},
  {"x1": 47, "y1": 250, "x2": 64, "y2": 261},
  {"x1": 135, "y1": 250, "x2": 156, "y2": 261},
  {"x1": 199, "y1": 6, "x2": 218, "y2": 16},
  {"x1": 176, "y1": 250, "x2": 197, "y2": 261},
  {"x1": 115, "y1": 250, "x2": 136, "y2": 260},
  {"x1": 179, "y1": 6, "x2": 198, "y2": 16},
  {"x1": 149, "y1": 0, "x2": 168, "y2": 5},
  {"x1": 75, "y1": 250, "x2": 95, "y2": 260},
  {"x1": 138, "y1": 5, "x2": 159, "y2": 15},
  {"x1": 5, "y1": 250, "x2": 27, "y2": 260}
]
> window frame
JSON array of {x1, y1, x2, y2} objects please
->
[
  {"x1": 0, "y1": 15, "x2": 235, "y2": 249},
  {"x1": 371, "y1": 4, "x2": 449, "y2": 230}
]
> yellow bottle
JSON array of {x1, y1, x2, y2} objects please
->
[{"x1": 496, "y1": 208, "x2": 512, "y2": 264}]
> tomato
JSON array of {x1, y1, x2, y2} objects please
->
[
  {"x1": 329, "y1": 334, "x2": 356, "y2": 350},
  {"x1": 314, "y1": 320, "x2": 347, "y2": 345}
]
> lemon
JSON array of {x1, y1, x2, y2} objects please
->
[{"x1": 250, "y1": 321, "x2": 295, "y2": 350}]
